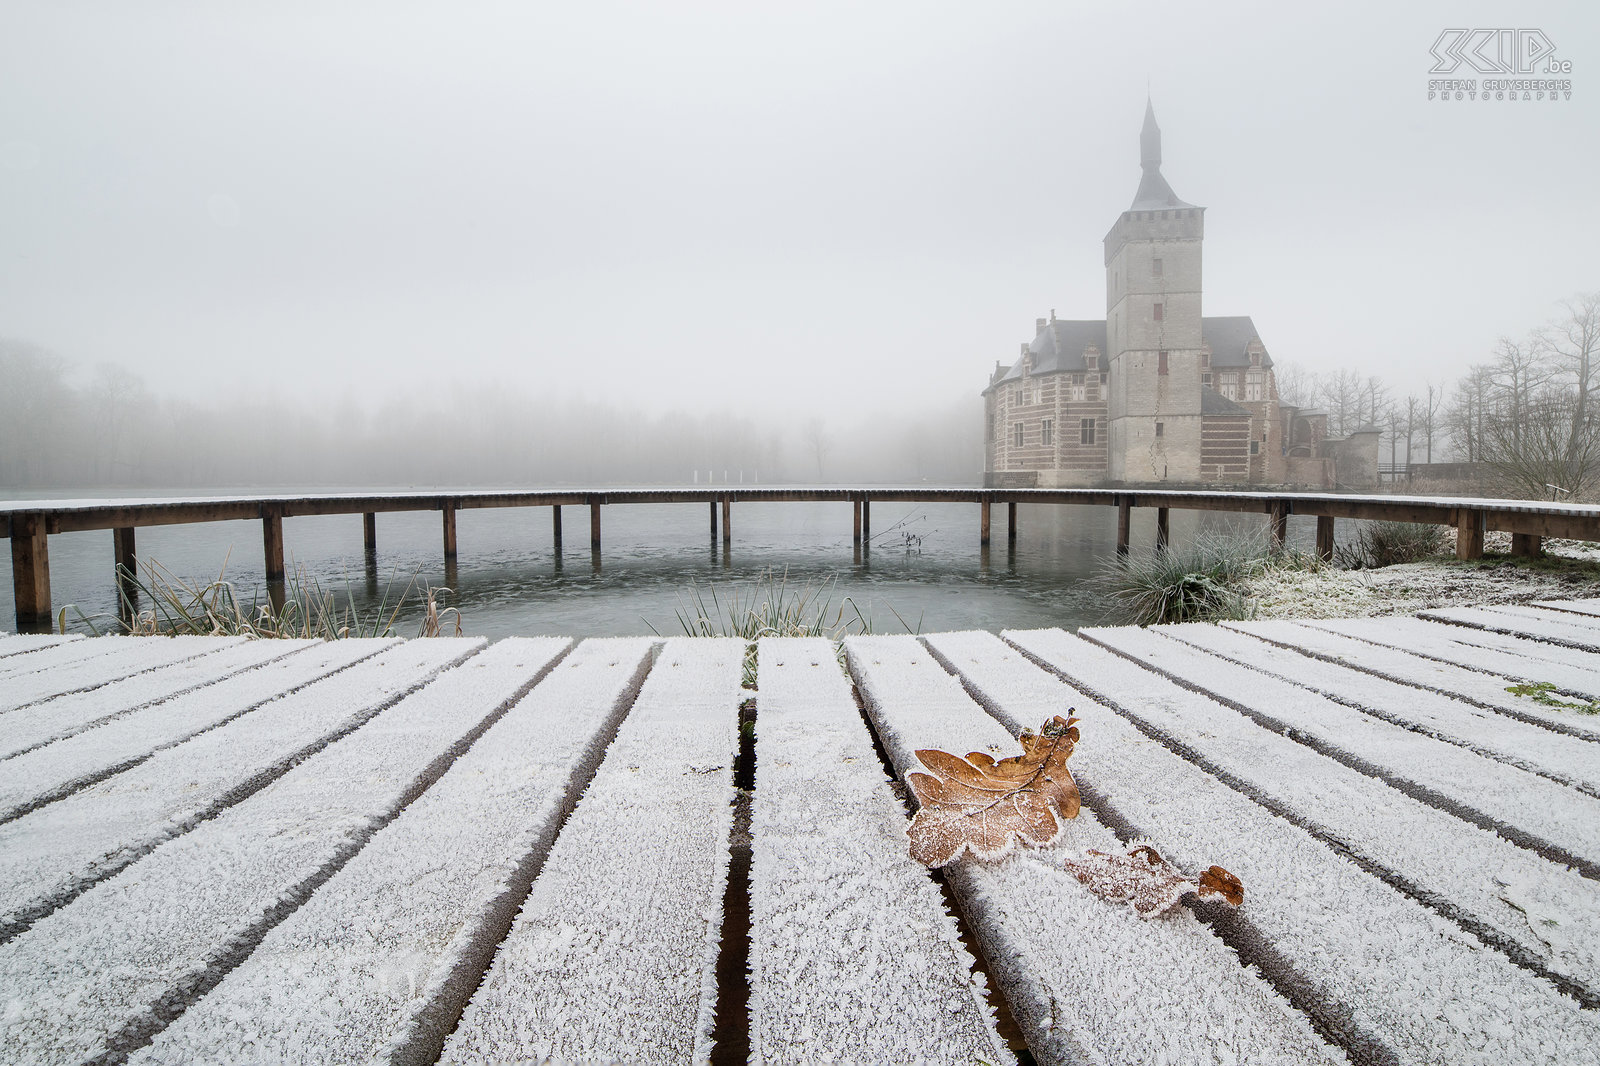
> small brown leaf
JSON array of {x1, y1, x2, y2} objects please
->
[
  {"x1": 1062, "y1": 844, "x2": 1245, "y2": 918},
  {"x1": 905, "y1": 714, "x2": 1081, "y2": 867}
]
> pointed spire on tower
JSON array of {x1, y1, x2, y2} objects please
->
[{"x1": 1129, "y1": 98, "x2": 1192, "y2": 211}]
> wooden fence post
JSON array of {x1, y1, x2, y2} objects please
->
[
  {"x1": 114, "y1": 526, "x2": 137, "y2": 626},
  {"x1": 11, "y1": 513, "x2": 51, "y2": 633},
  {"x1": 1511, "y1": 532, "x2": 1543, "y2": 557},
  {"x1": 1456, "y1": 509, "x2": 1485, "y2": 560},
  {"x1": 1316, "y1": 515, "x2": 1336, "y2": 561},
  {"x1": 261, "y1": 508, "x2": 285, "y2": 612}
]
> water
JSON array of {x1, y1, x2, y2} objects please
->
[{"x1": 1, "y1": 495, "x2": 1322, "y2": 638}]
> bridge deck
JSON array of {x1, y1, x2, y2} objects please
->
[{"x1": 2, "y1": 607, "x2": 1599, "y2": 1063}]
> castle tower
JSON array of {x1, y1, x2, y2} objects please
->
[{"x1": 1103, "y1": 100, "x2": 1206, "y2": 482}]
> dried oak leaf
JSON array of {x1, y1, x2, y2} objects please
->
[
  {"x1": 1062, "y1": 843, "x2": 1244, "y2": 918},
  {"x1": 905, "y1": 714, "x2": 1081, "y2": 867}
]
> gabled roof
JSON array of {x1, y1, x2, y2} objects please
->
[
  {"x1": 1201, "y1": 388, "x2": 1250, "y2": 416},
  {"x1": 985, "y1": 314, "x2": 1273, "y2": 392}
]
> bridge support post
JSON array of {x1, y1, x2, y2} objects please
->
[
  {"x1": 552, "y1": 505, "x2": 562, "y2": 549},
  {"x1": 1007, "y1": 501, "x2": 1017, "y2": 542},
  {"x1": 852, "y1": 500, "x2": 861, "y2": 544},
  {"x1": 443, "y1": 504, "x2": 457, "y2": 559},
  {"x1": 11, "y1": 513, "x2": 51, "y2": 634},
  {"x1": 710, "y1": 500, "x2": 718, "y2": 543},
  {"x1": 980, "y1": 501, "x2": 991, "y2": 546},
  {"x1": 590, "y1": 502, "x2": 602, "y2": 552},
  {"x1": 722, "y1": 496, "x2": 731, "y2": 546},
  {"x1": 1511, "y1": 532, "x2": 1543, "y2": 557},
  {"x1": 1270, "y1": 501, "x2": 1289, "y2": 550},
  {"x1": 261, "y1": 508, "x2": 285, "y2": 612},
  {"x1": 363, "y1": 512, "x2": 376, "y2": 556},
  {"x1": 1116, "y1": 498, "x2": 1131, "y2": 556},
  {"x1": 1316, "y1": 515, "x2": 1336, "y2": 561},
  {"x1": 862, "y1": 499, "x2": 870, "y2": 541},
  {"x1": 1156, "y1": 507, "x2": 1169, "y2": 551},
  {"x1": 1456, "y1": 508, "x2": 1485, "y2": 560},
  {"x1": 114, "y1": 526, "x2": 137, "y2": 627}
]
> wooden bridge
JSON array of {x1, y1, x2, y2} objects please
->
[
  {"x1": 2, "y1": 602, "x2": 1600, "y2": 1063},
  {"x1": 8, "y1": 486, "x2": 1600, "y2": 631}
]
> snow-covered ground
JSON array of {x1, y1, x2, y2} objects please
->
[{"x1": 1243, "y1": 533, "x2": 1600, "y2": 619}]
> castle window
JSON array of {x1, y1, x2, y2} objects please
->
[
  {"x1": 1153, "y1": 302, "x2": 1164, "y2": 321},
  {"x1": 1042, "y1": 419, "x2": 1054, "y2": 446},
  {"x1": 1013, "y1": 423, "x2": 1024, "y2": 448},
  {"x1": 1155, "y1": 422, "x2": 1164, "y2": 438},
  {"x1": 1249, "y1": 440, "x2": 1261, "y2": 455},
  {"x1": 1202, "y1": 372, "x2": 1213, "y2": 387},
  {"x1": 1158, "y1": 350, "x2": 1169, "y2": 375},
  {"x1": 1246, "y1": 381, "x2": 1263, "y2": 401},
  {"x1": 1250, "y1": 351, "x2": 1261, "y2": 367},
  {"x1": 1152, "y1": 258, "x2": 1163, "y2": 277},
  {"x1": 1080, "y1": 418, "x2": 1096, "y2": 445}
]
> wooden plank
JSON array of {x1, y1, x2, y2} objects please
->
[
  {"x1": 1083, "y1": 625, "x2": 1600, "y2": 874},
  {"x1": 0, "y1": 636, "x2": 246, "y2": 717},
  {"x1": 842, "y1": 634, "x2": 1343, "y2": 1066},
  {"x1": 748, "y1": 638, "x2": 1011, "y2": 1064},
  {"x1": 134, "y1": 639, "x2": 627, "y2": 1066},
  {"x1": 1008, "y1": 626, "x2": 1600, "y2": 1003},
  {"x1": 1456, "y1": 507, "x2": 1486, "y2": 560},
  {"x1": 1230, "y1": 619, "x2": 1600, "y2": 740},
  {"x1": 442, "y1": 638, "x2": 746, "y2": 1065},
  {"x1": 0, "y1": 640, "x2": 390, "y2": 822},
  {"x1": 1424, "y1": 605, "x2": 1600, "y2": 653},
  {"x1": 943, "y1": 629, "x2": 1600, "y2": 1063},
  {"x1": 0, "y1": 639, "x2": 483, "y2": 942},
  {"x1": 1162, "y1": 622, "x2": 1600, "y2": 795},
  {"x1": 0, "y1": 638, "x2": 568, "y2": 1066},
  {"x1": 1533, "y1": 596, "x2": 1600, "y2": 618},
  {"x1": 1511, "y1": 532, "x2": 1543, "y2": 557},
  {"x1": 0, "y1": 634, "x2": 125, "y2": 679},
  {"x1": 0, "y1": 638, "x2": 312, "y2": 763},
  {"x1": 0, "y1": 634, "x2": 81, "y2": 660}
]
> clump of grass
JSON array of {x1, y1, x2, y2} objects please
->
[
  {"x1": 658, "y1": 567, "x2": 915, "y2": 687},
  {"x1": 1334, "y1": 521, "x2": 1449, "y2": 569},
  {"x1": 1505, "y1": 681, "x2": 1600, "y2": 714},
  {"x1": 66, "y1": 556, "x2": 461, "y2": 639},
  {"x1": 1099, "y1": 530, "x2": 1305, "y2": 626}
]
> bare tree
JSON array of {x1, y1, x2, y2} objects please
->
[
  {"x1": 1317, "y1": 369, "x2": 1362, "y2": 437},
  {"x1": 1272, "y1": 361, "x2": 1314, "y2": 408},
  {"x1": 1421, "y1": 381, "x2": 1443, "y2": 463},
  {"x1": 801, "y1": 417, "x2": 830, "y2": 481},
  {"x1": 1363, "y1": 375, "x2": 1390, "y2": 431},
  {"x1": 1541, "y1": 292, "x2": 1600, "y2": 466}
]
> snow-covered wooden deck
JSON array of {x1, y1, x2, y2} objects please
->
[{"x1": 2, "y1": 606, "x2": 1600, "y2": 1064}]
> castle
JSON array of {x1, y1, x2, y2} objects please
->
[{"x1": 983, "y1": 102, "x2": 1378, "y2": 489}]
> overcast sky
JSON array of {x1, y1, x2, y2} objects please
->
[{"x1": 2, "y1": 1, "x2": 1596, "y2": 421}]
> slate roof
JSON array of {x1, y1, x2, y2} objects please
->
[
  {"x1": 987, "y1": 314, "x2": 1273, "y2": 391},
  {"x1": 1201, "y1": 389, "x2": 1251, "y2": 416}
]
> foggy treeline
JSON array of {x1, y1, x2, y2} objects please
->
[
  {"x1": 1276, "y1": 292, "x2": 1600, "y2": 499},
  {"x1": 0, "y1": 340, "x2": 984, "y2": 492}
]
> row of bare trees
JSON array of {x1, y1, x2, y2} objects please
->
[
  {"x1": 1275, "y1": 292, "x2": 1600, "y2": 499},
  {"x1": 1444, "y1": 293, "x2": 1600, "y2": 497}
]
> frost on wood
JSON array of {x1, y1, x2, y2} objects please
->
[
  {"x1": 906, "y1": 714, "x2": 1081, "y2": 867},
  {"x1": 1062, "y1": 843, "x2": 1244, "y2": 918}
]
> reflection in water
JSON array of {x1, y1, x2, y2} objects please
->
[{"x1": 2, "y1": 499, "x2": 1321, "y2": 639}]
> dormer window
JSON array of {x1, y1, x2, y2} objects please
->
[{"x1": 1250, "y1": 351, "x2": 1261, "y2": 367}]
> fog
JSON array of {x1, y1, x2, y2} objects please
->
[{"x1": 2, "y1": 1, "x2": 1597, "y2": 488}]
